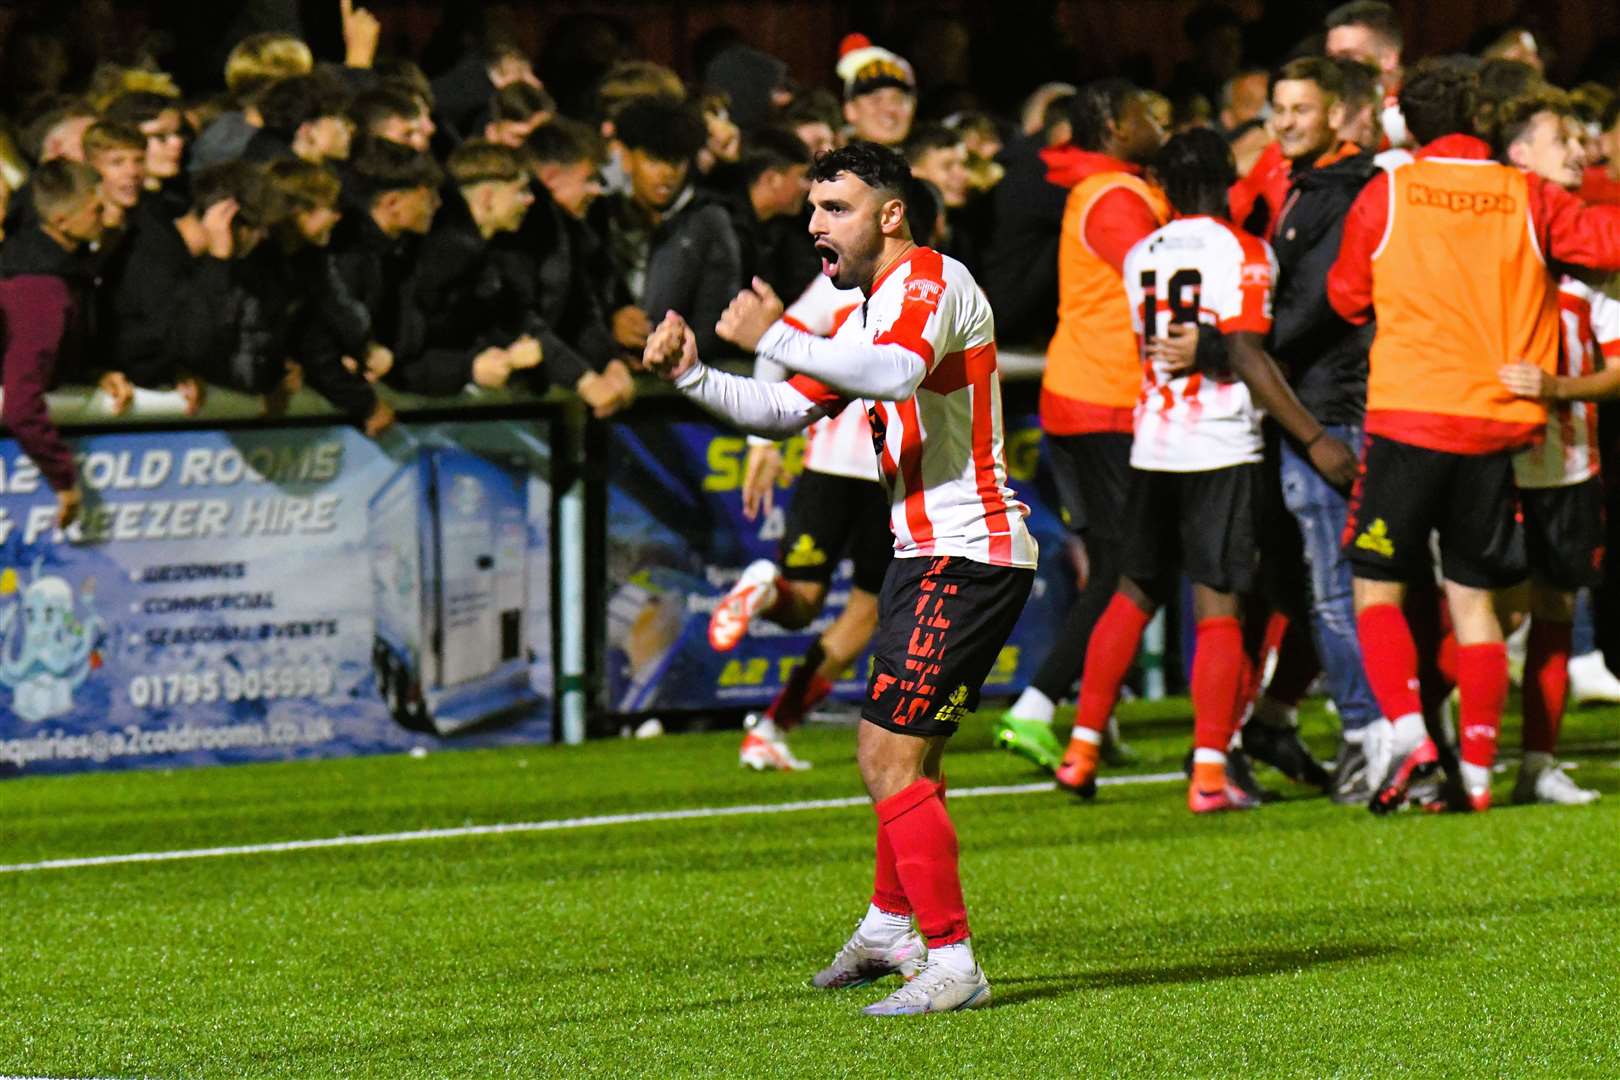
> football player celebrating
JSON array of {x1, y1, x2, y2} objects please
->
[
  {"x1": 1054, "y1": 129, "x2": 1358, "y2": 812},
  {"x1": 643, "y1": 141, "x2": 1034, "y2": 1016}
]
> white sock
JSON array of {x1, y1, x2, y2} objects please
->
[
  {"x1": 1009, "y1": 686, "x2": 1055, "y2": 723},
  {"x1": 1459, "y1": 761, "x2": 1492, "y2": 794},
  {"x1": 859, "y1": 903, "x2": 912, "y2": 939},
  {"x1": 1391, "y1": 712, "x2": 1426, "y2": 745},
  {"x1": 929, "y1": 940, "x2": 976, "y2": 973},
  {"x1": 1193, "y1": 747, "x2": 1226, "y2": 766},
  {"x1": 1068, "y1": 725, "x2": 1102, "y2": 746},
  {"x1": 1341, "y1": 726, "x2": 1368, "y2": 745}
]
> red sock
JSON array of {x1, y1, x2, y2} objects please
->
[
  {"x1": 1192, "y1": 617, "x2": 1245, "y2": 751},
  {"x1": 1265, "y1": 618, "x2": 1321, "y2": 707},
  {"x1": 766, "y1": 670, "x2": 832, "y2": 731},
  {"x1": 871, "y1": 816, "x2": 910, "y2": 916},
  {"x1": 1457, "y1": 642, "x2": 1508, "y2": 769},
  {"x1": 877, "y1": 779, "x2": 968, "y2": 947},
  {"x1": 1437, "y1": 632, "x2": 1459, "y2": 686},
  {"x1": 1074, "y1": 592, "x2": 1152, "y2": 735},
  {"x1": 1522, "y1": 619, "x2": 1572, "y2": 754},
  {"x1": 1357, "y1": 604, "x2": 1423, "y2": 719}
]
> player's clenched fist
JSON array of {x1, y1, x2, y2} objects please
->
[
  {"x1": 716, "y1": 276, "x2": 785, "y2": 352},
  {"x1": 642, "y1": 311, "x2": 698, "y2": 381}
]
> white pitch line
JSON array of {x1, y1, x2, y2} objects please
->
[{"x1": 0, "y1": 771, "x2": 1184, "y2": 877}]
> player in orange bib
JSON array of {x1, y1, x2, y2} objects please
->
[{"x1": 1327, "y1": 59, "x2": 1620, "y2": 813}]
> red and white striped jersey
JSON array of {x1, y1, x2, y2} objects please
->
[
  {"x1": 779, "y1": 275, "x2": 876, "y2": 482},
  {"x1": 1514, "y1": 274, "x2": 1620, "y2": 489},
  {"x1": 1122, "y1": 215, "x2": 1278, "y2": 472},
  {"x1": 785, "y1": 248, "x2": 1036, "y2": 568}
]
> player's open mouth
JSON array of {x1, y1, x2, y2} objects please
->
[{"x1": 816, "y1": 242, "x2": 840, "y2": 276}]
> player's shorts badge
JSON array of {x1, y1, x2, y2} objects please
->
[{"x1": 1354, "y1": 518, "x2": 1395, "y2": 558}]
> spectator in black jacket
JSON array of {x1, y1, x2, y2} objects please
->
[
  {"x1": 0, "y1": 160, "x2": 104, "y2": 528},
  {"x1": 406, "y1": 139, "x2": 548, "y2": 396},
  {"x1": 529, "y1": 118, "x2": 648, "y2": 360},
  {"x1": 593, "y1": 95, "x2": 742, "y2": 359},
  {"x1": 242, "y1": 73, "x2": 353, "y2": 165},
  {"x1": 977, "y1": 92, "x2": 1083, "y2": 345},
  {"x1": 307, "y1": 139, "x2": 443, "y2": 400},
  {"x1": 723, "y1": 126, "x2": 817, "y2": 303},
  {"x1": 97, "y1": 162, "x2": 282, "y2": 414},
  {"x1": 1263, "y1": 56, "x2": 1382, "y2": 791},
  {"x1": 269, "y1": 159, "x2": 394, "y2": 436},
  {"x1": 519, "y1": 119, "x2": 637, "y2": 416}
]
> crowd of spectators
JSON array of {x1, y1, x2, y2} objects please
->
[{"x1": 2, "y1": 1, "x2": 1619, "y2": 542}]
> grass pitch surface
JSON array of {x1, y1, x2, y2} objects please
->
[{"x1": 3, "y1": 700, "x2": 1618, "y2": 1079}]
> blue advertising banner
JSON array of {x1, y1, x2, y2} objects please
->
[
  {"x1": 0, "y1": 420, "x2": 553, "y2": 774},
  {"x1": 602, "y1": 413, "x2": 1073, "y2": 715}
]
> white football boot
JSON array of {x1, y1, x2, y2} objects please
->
[
  {"x1": 861, "y1": 947, "x2": 991, "y2": 1016},
  {"x1": 738, "y1": 714, "x2": 812, "y2": 771},
  {"x1": 811, "y1": 922, "x2": 927, "y2": 990}
]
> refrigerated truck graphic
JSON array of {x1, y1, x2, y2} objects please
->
[{"x1": 369, "y1": 447, "x2": 538, "y2": 734}]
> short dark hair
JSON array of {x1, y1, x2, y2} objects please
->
[
  {"x1": 192, "y1": 161, "x2": 281, "y2": 230},
  {"x1": 613, "y1": 96, "x2": 707, "y2": 162},
  {"x1": 490, "y1": 82, "x2": 555, "y2": 123},
  {"x1": 31, "y1": 158, "x2": 101, "y2": 219},
  {"x1": 258, "y1": 74, "x2": 349, "y2": 140},
  {"x1": 1153, "y1": 128, "x2": 1236, "y2": 216},
  {"x1": 1331, "y1": 57, "x2": 1381, "y2": 113},
  {"x1": 808, "y1": 140, "x2": 911, "y2": 202},
  {"x1": 101, "y1": 91, "x2": 178, "y2": 131},
  {"x1": 448, "y1": 138, "x2": 527, "y2": 186},
  {"x1": 1274, "y1": 57, "x2": 1345, "y2": 101},
  {"x1": 1398, "y1": 57, "x2": 1479, "y2": 145},
  {"x1": 1325, "y1": 1, "x2": 1403, "y2": 49},
  {"x1": 526, "y1": 117, "x2": 606, "y2": 167},
  {"x1": 1071, "y1": 78, "x2": 1139, "y2": 153},
  {"x1": 350, "y1": 85, "x2": 424, "y2": 135},
  {"x1": 348, "y1": 137, "x2": 444, "y2": 205},
  {"x1": 1493, "y1": 88, "x2": 1572, "y2": 156},
  {"x1": 740, "y1": 126, "x2": 812, "y2": 185},
  {"x1": 902, "y1": 124, "x2": 963, "y2": 165}
]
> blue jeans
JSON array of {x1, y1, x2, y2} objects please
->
[{"x1": 1279, "y1": 424, "x2": 1380, "y2": 731}]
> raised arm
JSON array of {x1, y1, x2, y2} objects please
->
[
  {"x1": 720, "y1": 276, "x2": 925, "y2": 401},
  {"x1": 643, "y1": 311, "x2": 842, "y2": 438}
]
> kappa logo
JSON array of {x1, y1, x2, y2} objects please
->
[
  {"x1": 904, "y1": 277, "x2": 944, "y2": 307},
  {"x1": 1407, "y1": 182, "x2": 1517, "y2": 216},
  {"x1": 1240, "y1": 261, "x2": 1272, "y2": 288},
  {"x1": 1354, "y1": 518, "x2": 1395, "y2": 558},
  {"x1": 784, "y1": 533, "x2": 828, "y2": 569}
]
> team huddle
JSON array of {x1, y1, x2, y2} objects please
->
[{"x1": 638, "y1": 6, "x2": 1619, "y2": 1020}]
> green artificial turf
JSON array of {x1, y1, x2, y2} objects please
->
[{"x1": 2, "y1": 699, "x2": 1618, "y2": 1079}]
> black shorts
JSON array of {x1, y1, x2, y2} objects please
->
[
  {"x1": 1522, "y1": 477, "x2": 1606, "y2": 589},
  {"x1": 1344, "y1": 435, "x2": 1526, "y2": 589},
  {"x1": 1044, "y1": 432, "x2": 1133, "y2": 545},
  {"x1": 1118, "y1": 463, "x2": 1260, "y2": 595},
  {"x1": 862, "y1": 555, "x2": 1034, "y2": 738},
  {"x1": 778, "y1": 469, "x2": 893, "y2": 595}
]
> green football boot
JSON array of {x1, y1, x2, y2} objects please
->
[{"x1": 992, "y1": 714, "x2": 1064, "y2": 770}]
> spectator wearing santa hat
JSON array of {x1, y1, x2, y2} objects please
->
[{"x1": 836, "y1": 34, "x2": 916, "y2": 148}]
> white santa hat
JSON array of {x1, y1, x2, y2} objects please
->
[{"x1": 836, "y1": 33, "x2": 915, "y2": 100}]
